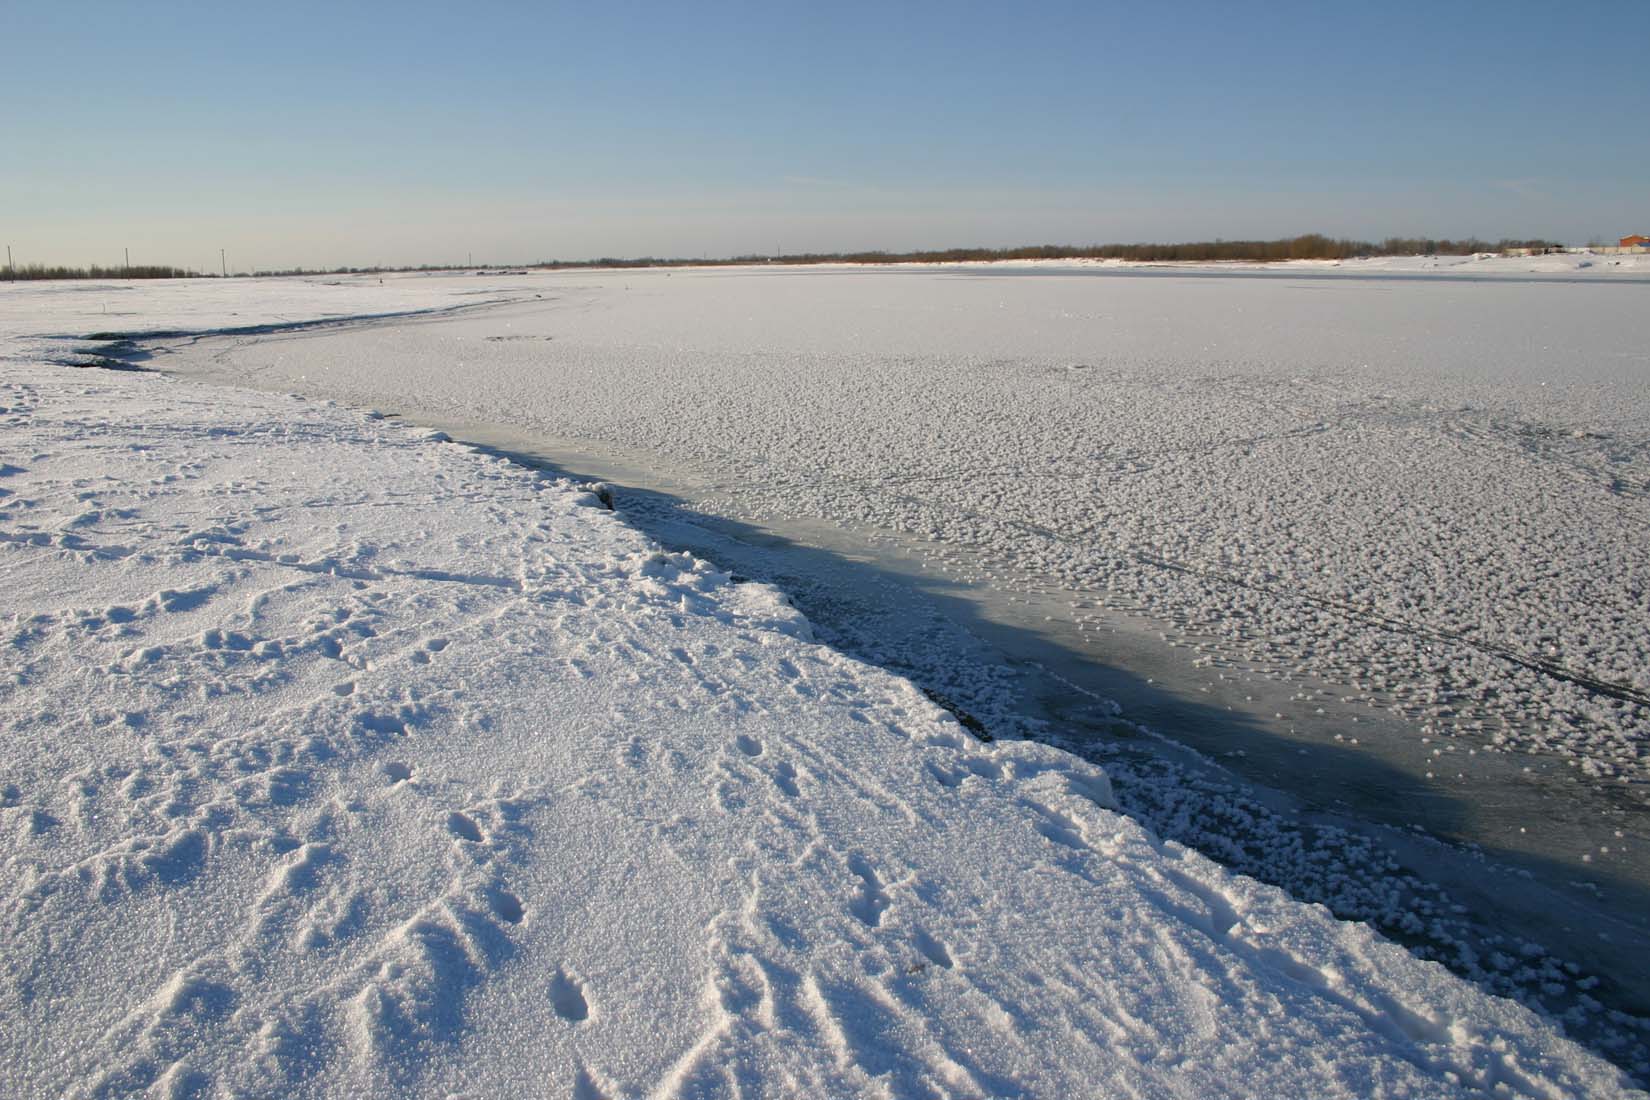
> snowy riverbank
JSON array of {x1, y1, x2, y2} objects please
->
[
  {"x1": 95, "y1": 260, "x2": 1649, "y2": 1026},
  {"x1": 2, "y1": 306, "x2": 1642, "y2": 1094}
]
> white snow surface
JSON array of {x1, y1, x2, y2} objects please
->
[
  {"x1": 122, "y1": 265, "x2": 1650, "y2": 784},
  {"x1": 0, "y1": 288, "x2": 1642, "y2": 1097}
]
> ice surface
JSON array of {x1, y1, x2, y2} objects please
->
[
  {"x1": 1, "y1": 276, "x2": 1644, "y2": 1096},
  {"x1": 120, "y1": 263, "x2": 1650, "y2": 781},
  {"x1": 127, "y1": 266, "x2": 1648, "y2": 851}
]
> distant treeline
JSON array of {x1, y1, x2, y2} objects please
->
[
  {"x1": 3, "y1": 235, "x2": 1569, "y2": 281},
  {"x1": 241, "y1": 263, "x2": 509, "y2": 277},
  {"x1": 536, "y1": 234, "x2": 1563, "y2": 268},
  {"x1": 2, "y1": 263, "x2": 195, "y2": 281},
  {"x1": 699, "y1": 235, "x2": 1564, "y2": 267}
]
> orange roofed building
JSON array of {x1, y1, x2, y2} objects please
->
[{"x1": 1622, "y1": 235, "x2": 1650, "y2": 248}]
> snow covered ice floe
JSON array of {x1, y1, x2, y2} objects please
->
[{"x1": 1, "y1": 348, "x2": 1643, "y2": 1095}]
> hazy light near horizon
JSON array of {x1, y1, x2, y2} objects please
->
[{"x1": 5, "y1": 1, "x2": 1647, "y2": 270}]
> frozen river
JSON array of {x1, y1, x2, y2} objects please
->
[{"x1": 37, "y1": 260, "x2": 1650, "y2": 1066}]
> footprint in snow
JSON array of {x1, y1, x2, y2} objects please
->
[
  {"x1": 486, "y1": 884, "x2": 524, "y2": 925},
  {"x1": 911, "y1": 927, "x2": 954, "y2": 970},
  {"x1": 446, "y1": 811, "x2": 483, "y2": 843},
  {"x1": 411, "y1": 637, "x2": 449, "y2": 665},
  {"x1": 549, "y1": 968, "x2": 590, "y2": 1022},
  {"x1": 847, "y1": 854, "x2": 890, "y2": 928},
  {"x1": 1023, "y1": 799, "x2": 1090, "y2": 852},
  {"x1": 571, "y1": 1063, "x2": 611, "y2": 1100},
  {"x1": 925, "y1": 762, "x2": 964, "y2": 789},
  {"x1": 381, "y1": 761, "x2": 412, "y2": 785},
  {"x1": 734, "y1": 734, "x2": 763, "y2": 757}
]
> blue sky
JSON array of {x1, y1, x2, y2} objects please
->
[{"x1": 5, "y1": 1, "x2": 1648, "y2": 269}]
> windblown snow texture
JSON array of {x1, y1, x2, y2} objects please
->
[{"x1": 0, "y1": 282, "x2": 1642, "y2": 1097}]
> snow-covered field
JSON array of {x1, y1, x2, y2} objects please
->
[
  {"x1": 112, "y1": 260, "x2": 1650, "y2": 778},
  {"x1": 119, "y1": 266, "x2": 1648, "y2": 839},
  {"x1": 2, "y1": 265, "x2": 1647, "y2": 1096}
]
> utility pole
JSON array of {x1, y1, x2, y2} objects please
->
[
  {"x1": 124, "y1": 247, "x2": 129, "y2": 273},
  {"x1": 220, "y1": 248, "x2": 226, "y2": 278},
  {"x1": 5, "y1": 245, "x2": 12, "y2": 278}
]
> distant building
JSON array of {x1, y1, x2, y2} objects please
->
[{"x1": 1621, "y1": 234, "x2": 1650, "y2": 249}]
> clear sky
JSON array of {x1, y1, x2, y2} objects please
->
[{"x1": 5, "y1": 0, "x2": 1648, "y2": 270}]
